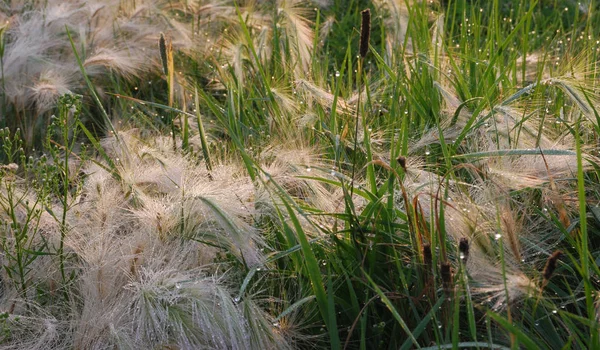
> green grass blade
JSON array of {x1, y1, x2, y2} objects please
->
[
  {"x1": 65, "y1": 27, "x2": 118, "y2": 140},
  {"x1": 400, "y1": 297, "x2": 445, "y2": 350},
  {"x1": 362, "y1": 268, "x2": 420, "y2": 348},
  {"x1": 487, "y1": 311, "x2": 539, "y2": 350},
  {"x1": 280, "y1": 198, "x2": 340, "y2": 348},
  {"x1": 275, "y1": 295, "x2": 316, "y2": 322}
]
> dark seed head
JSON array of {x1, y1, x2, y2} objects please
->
[
  {"x1": 440, "y1": 262, "x2": 453, "y2": 294},
  {"x1": 459, "y1": 238, "x2": 469, "y2": 263},
  {"x1": 423, "y1": 243, "x2": 432, "y2": 267},
  {"x1": 396, "y1": 155, "x2": 407, "y2": 171},
  {"x1": 159, "y1": 33, "x2": 169, "y2": 76},
  {"x1": 359, "y1": 9, "x2": 371, "y2": 58},
  {"x1": 542, "y1": 250, "x2": 562, "y2": 281}
]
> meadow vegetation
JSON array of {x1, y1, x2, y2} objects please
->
[{"x1": 0, "y1": 0, "x2": 600, "y2": 348}]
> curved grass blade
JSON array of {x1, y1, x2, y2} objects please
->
[{"x1": 274, "y1": 296, "x2": 316, "y2": 322}]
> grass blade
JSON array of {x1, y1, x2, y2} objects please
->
[{"x1": 363, "y1": 269, "x2": 420, "y2": 348}]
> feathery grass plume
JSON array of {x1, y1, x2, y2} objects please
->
[
  {"x1": 550, "y1": 77, "x2": 598, "y2": 120},
  {"x1": 58, "y1": 128, "x2": 296, "y2": 348},
  {"x1": 474, "y1": 270, "x2": 538, "y2": 311},
  {"x1": 294, "y1": 79, "x2": 354, "y2": 115},
  {"x1": 93, "y1": 129, "x2": 266, "y2": 265},
  {"x1": 459, "y1": 237, "x2": 469, "y2": 264},
  {"x1": 83, "y1": 47, "x2": 146, "y2": 80},
  {"x1": 258, "y1": 145, "x2": 338, "y2": 210},
  {"x1": 0, "y1": 307, "x2": 69, "y2": 350},
  {"x1": 0, "y1": 0, "x2": 200, "y2": 150},
  {"x1": 542, "y1": 250, "x2": 562, "y2": 282},
  {"x1": 27, "y1": 70, "x2": 73, "y2": 114},
  {"x1": 271, "y1": 82, "x2": 302, "y2": 118},
  {"x1": 277, "y1": 0, "x2": 316, "y2": 76},
  {"x1": 268, "y1": 79, "x2": 304, "y2": 138},
  {"x1": 129, "y1": 270, "x2": 256, "y2": 349},
  {"x1": 218, "y1": 1, "x2": 316, "y2": 81},
  {"x1": 318, "y1": 15, "x2": 335, "y2": 48},
  {"x1": 359, "y1": 9, "x2": 371, "y2": 58},
  {"x1": 499, "y1": 205, "x2": 522, "y2": 263},
  {"x1": 220, "y1": 30, "x2": 248, "y2": 86},
  {"x1": 373, "y1": 0, "x2": 412, "y2": 60}
]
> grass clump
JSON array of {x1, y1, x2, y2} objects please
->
[{"x1": 0, "y1": 0, "x2": 600, "y2": 349}]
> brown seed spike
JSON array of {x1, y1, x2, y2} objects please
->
[
  {"x1": 359, "y1": 9, "x2": 371, "y2": 58},
  {"x1": 159, "y1": 33, "x2": 169, "y2": 76},
  {"x1": 440, "y1": 262, "x2": 453, "y2": 294},
  {"x1": 423, "y1": 243, "x2": 432, "y2": 268},
  {"x1": 396, "y1": 155, "x2": 407, "y2": 171},
  {"x1": 459, "y1": 238, "x2": 469, "y2": 264},
  {"x1": 542, "y1": 250, "x2": 562, "y2": 281}
]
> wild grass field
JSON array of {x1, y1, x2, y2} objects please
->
[{"x1": 0, "y1": 0, "x2": 599, "y2": 348}]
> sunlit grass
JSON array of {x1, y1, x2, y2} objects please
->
[{"x1": 0, "y1": 0, "x2": 599, "y2": 349}]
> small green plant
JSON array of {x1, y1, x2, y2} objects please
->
[
  {"x1": 43, "y1": 94, "x2": 86, "y2": 295},
  {"x1": 0, "y1": 129, "x2": 47, "y2": 300}
]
